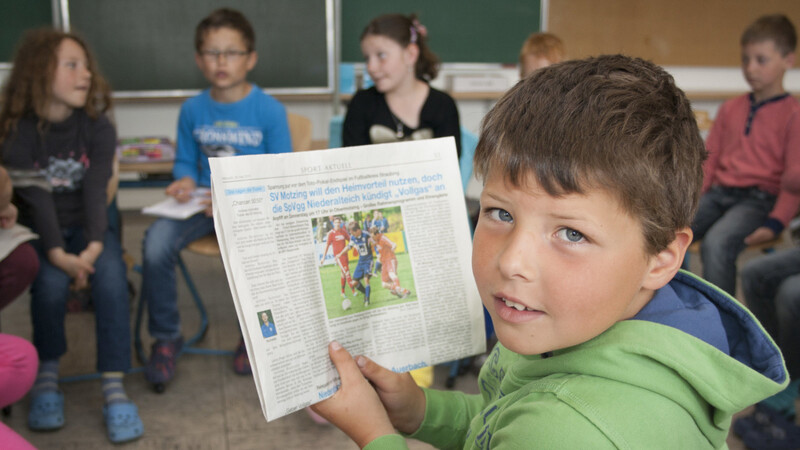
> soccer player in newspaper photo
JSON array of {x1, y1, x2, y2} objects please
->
[
  {"x1": 369, "y1": 226, "x2": 411, "y2": 299},
  {"x1": 319, "y1": 216, "x2": 357, "y2": 299},
  {"x1": 335, "y1": 221, "x2": 374, "y2": 307}
]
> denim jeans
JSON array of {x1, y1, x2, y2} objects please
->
[
  {"x1": 140, "y1": 214, "x2": 215, "y2": 340},
  {"x1": 691, "y1": 186, "x2": 776, "y2": 296},
  {"x1": 30, "y1": 227, "x2": 131, "y2": 371},
  {"x1": 741, "y1": 247, "x2": 800, "y2": 380}
]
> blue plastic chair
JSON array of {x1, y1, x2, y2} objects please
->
[
  {"x1": 329, "y1": 115, "x2": 344, "y2": 149},
  {"x1": 459, "y1": 128, "x2": 479, "y2": 191}
]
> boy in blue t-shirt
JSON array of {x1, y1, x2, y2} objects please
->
[{"x1": 140, "y1": 8, "x2": 291, "y2": 388}]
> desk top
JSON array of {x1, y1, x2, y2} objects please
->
[{"x1": 119, "y1": 160, "x2": 173, "y2": 174}]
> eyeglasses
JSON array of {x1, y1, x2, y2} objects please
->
[{"x1": 200, "y1": 49, "x2": 250, "y2": 61}]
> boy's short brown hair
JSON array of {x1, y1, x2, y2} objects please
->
[
  {"x1": 519, "y1": 32, "x2": 565, "y2": 66},
  {"x1": 195, "y1": 8, "x2": 255, "y2": 53},
  {"x1": 474, "y1": 54, "x2": 706, "y2": 255},
  {"x1": 741, "y1": 14, "x2": 797, "y2": 56}
]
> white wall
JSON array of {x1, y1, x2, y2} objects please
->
[
  {"x1": 110, "y1": 65, "x2": 800, "y2": 143},
  {"x1": 3, "y1": 64, "x2": 800, "y2": 143}
]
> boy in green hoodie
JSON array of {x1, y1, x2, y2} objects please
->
[{"x1": 309, "y1": 54, "x2": 788, "y2": 449}]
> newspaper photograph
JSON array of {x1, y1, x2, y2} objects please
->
[{"x1": 209, "y1": 138, "x2": 485, "y2": 422}]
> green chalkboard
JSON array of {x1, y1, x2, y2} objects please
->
[
  {"x1": 66, "y1": 0, "x2": 332, "y2": 94},
  {"x1": 342, "y1": 0, "x2": 541, "y2": 64},
  {"x1": 0, "y1": 0, "x2": 53, "y2": 63}
]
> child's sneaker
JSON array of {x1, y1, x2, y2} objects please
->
[
  {"x1": 103, "y1": 401, "x2": 144, "y2": 444},
  {"x1": 145, "y1": 337, "x2": 183, "y2": 385},
  {"x1": 233, "y1": 338, "x2": 251, "y2": 375}
]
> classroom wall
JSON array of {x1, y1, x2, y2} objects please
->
[
  {"x1": 79, "y1": 66, "x2": 800, "y2": 142},
  {"x1": 1, "y1": 65, "x2": 800, "y2": 143}
]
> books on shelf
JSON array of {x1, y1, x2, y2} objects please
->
[{"x1": 116, "y1": 137, "x2": 175, "y2": 163}]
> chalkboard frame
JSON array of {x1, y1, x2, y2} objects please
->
[{"x1": 60, "y1": 0, "x2": 336, "y2": 99}]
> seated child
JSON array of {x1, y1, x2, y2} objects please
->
[
  {"x1": 139, "y1": 8, "x2": 292, "y2": 387},
  {"x1": 343, "y1": 14, "x2": 461, "y2": 158},
  {"x1": 519, "y1": 32, "x2": 565, "y2": 78},
  {"x1": 732, "y1": 168, "x2": 800, "y2": 448},
  {"x1": 1, "y1": 28, "x2": 143, "y2": 444},
  {"x1": 309, "y1": 54, "x2": 788, "y2": 448},
  {"x1": 691, "y1": 14, "x2": 800, "y2": 296},
  {"x1": 0, "y1": 165, "x2": 38, "y2": 450}
]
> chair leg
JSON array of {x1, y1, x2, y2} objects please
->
[
  {"x1": 177, "y1": 255, "x2": 232, "y2": 356},
  {"x1": 133, "y1": 277, "x2": 148, "y2": 366}
]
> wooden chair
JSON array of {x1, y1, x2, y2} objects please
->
[
  {"x1": 288, "y1": 112, "x2": 313, "y2": 152},
  {"x1": 134, "y1": 114, "x2": 314, "y2": 391},
  {"x1": 684, "y1": 234, "x2": 784, "y2": 275},
  {"x1": 687, "y1": 235, "x2": 784, "y2": 255}
]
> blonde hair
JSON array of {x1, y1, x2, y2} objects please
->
[{"x1": 519, "y1": 32, "x2": 565, "y2": 66}]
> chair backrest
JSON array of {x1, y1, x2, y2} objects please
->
[
  {"x1": 328, "y1": 115, "x2": 344, "y2": 149},
  {"x1": 288, "y1": 112, "x2": 313, "y2": 152},
  {"x1": 460, "y1": 128, "x2": 479, "y2": 191}
]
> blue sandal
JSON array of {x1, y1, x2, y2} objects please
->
[
  {"x1": 28, "y1": 390, "x2": 65, "y2": 431},
  {"x1": 103, "y1": 401, "x2": 144, "y2": 444}
]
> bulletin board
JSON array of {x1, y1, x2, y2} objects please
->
[{"x1": 549, "y1": 0, "x2": 800, "y2": 67}]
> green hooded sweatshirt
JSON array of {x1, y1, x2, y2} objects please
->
[{"x1": 366, "y1": 271, "x2": 787, "y2": 449}]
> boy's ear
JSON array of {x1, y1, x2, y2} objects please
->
[
  {"x1": 643, "y1": 227, "x2": 693, "y2": 290},
  {"x1": 784, "y1": 51, "x2": 796, "y2": 69},
  {"x1": 246, "y1": 51, "x2": 258, "y2": 71}
]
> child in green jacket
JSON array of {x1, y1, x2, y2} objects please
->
[{"x1": 310, "y1": 54, "x2": 788, "y2": 449}]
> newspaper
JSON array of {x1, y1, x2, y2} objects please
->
[{"x1": 209, "y1": 137, "x2": 485, "y2": 422}]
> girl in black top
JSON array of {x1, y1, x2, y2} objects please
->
[{"x1": 343, "y1": 14, "x2": 461, "y2": 158}]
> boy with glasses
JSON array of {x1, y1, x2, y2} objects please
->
[{"x1": 139, "y1": 8, "x2": 292, "y2": 389}]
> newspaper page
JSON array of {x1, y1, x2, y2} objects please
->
[{"x1": 209, "y1": 138, "x2": 485, "y2": 422}]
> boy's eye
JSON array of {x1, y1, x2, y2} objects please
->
[
  {"x1": 487, "y1": 208, "x2": 513, "y2": 223},
  {"x1": 557, "y1": 228, "x2": 585, "y2": 243}
]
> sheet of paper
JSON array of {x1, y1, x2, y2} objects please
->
[
  {"x1": 0, "y1": 224, "x2": 38, "y2": 260},
  {"x1": 141, "y1": 188, "x2": 211, "y2": 220},
  {"x1": 209, "y1": 138, "x2": 485, "y2": 422}
]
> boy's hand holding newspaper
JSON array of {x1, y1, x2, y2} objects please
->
[{"x1": 312, "y1": 341, "x2": 426, "y2": 445}]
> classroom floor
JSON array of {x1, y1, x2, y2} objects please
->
[{"x1": 0, "y1": 209, "x2": 789, "y2": 449}]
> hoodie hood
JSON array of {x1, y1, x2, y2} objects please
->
[{"x1": 501, "y1": 270, "x2": 787, "y2": 447}]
